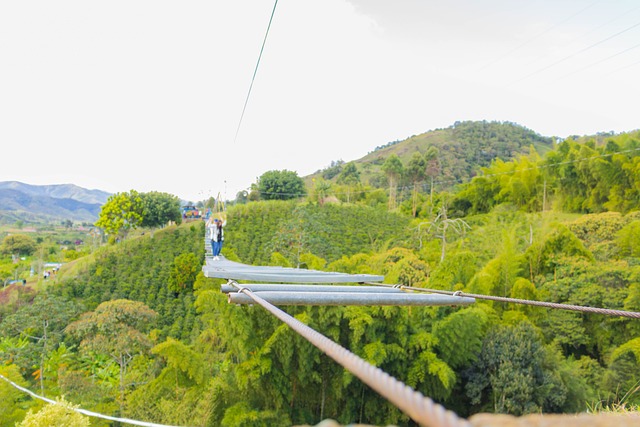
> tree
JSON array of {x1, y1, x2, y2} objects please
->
[
  {"x1": 418, "y1": 204, "x2": 470, "y2": 262},
  {"x1": 95, "y1": 190, "x2": 143, "y2": 240},
  {"x1": 617, "y1": 220, "x2": 640, "y2": 257},
  {"x1": 311, "y1": 178, "x2": 332, "y2": 205},
  {"x1": 140, "y1": 191, "x2": 182, "y2": 228},
  {"x1": 66, "y1": 299, "x2": 158, "y2": 410},
  {"x1": 168, "y1": 253, "x2": 200, "y2": 292},
  {"x1": 17, "y1": 397, "x2": 90, "y2": 427},
  {"x1": 382, "y1": 154, "x2": 403, "y2": 210},
  {"x1": 465, "y1": 322, "x2": 566, "y2": 415},
  {"x1": 424, "y1": 146, "x2": 440, "y2": 214},
  {"x1": 336, "y1": 162, "x2": 361, "y2": 203},
  {"x1": 0, "y1": 293, "x2": 79, "y2": 397},
  {"x1": 257, "y1": 170, "x2": 307, "y2": 201},
  {"x1": 0, "y1": 234, "x2": 37, "y2": 256},
  {"x1": 406, "y1": 152, "x2": 426, "y2": 217}
]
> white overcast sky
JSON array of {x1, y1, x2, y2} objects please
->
[{"x1": 1, "y1": 0, "x2": 639, "y2": 201}]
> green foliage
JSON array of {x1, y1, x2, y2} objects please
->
[
  {"x1": 432, "y1": 307, "x2": 490, "y2": 369},
  {"x1": 298, "y1": 252, "x2": 326, "y2": 270},
  {"x1": 0, "y1": 293, "x2": 80, "y2": 394},
  {"x1": 5, "y1": 143, "x2": 640, "y2": 426},
  {"x1": 168, "y1": 253, "x2": 199, "y2": 292},
  {"x1": 465, "y1": 322, "x2": 568, "y2": 415},
  {"x1": 0, "y1": 364, "x2": 29, "y2": 426},
  {"x1": 152, "y1": 338, "x2": 205, "y2": 385},
  {"x1": 336, "y1": 162, "x2": 360, "y2": 186},
  {"x1": 568, "y1": 212, "x2": 628, "y2": 260},
  {"x1": 55, "y1": 222, "x2": 204, "y2": 340},
  {"x1": 429, "y1": 250, "x2": 478, "y2": 290},
  {"x1": 313, "y1": 121, "x2": 553, "y2": 195},
  {"x1": 226, "y1": 201, "x2": 411, "y2": 266},
  {"x1": 382, "y1": 154, "x2": 404, "y2": 210},
  {"x1": 524, "y1": 223, "x2": 593, "y2": 279},
  {"x1": 257, "y1": 170, "x2": 306, "y2": 200},
  {"x1": 139, "y1": 191, "x2": 182, "y2": 228},
  {"x1": 1, "y1": 234, "x2": 37, "y2": 256},
  {"x1": 66, "y1": 300, "x2": 157, "y2": 372},
  {"x1": 603, "y1": 338, "x2": 640, "y2": 405},
  {"x1": 96, "y1": 190, "x2": 183, "y2": 239},
  {"x1": 17, "y1": 397, "x2": 90, "y2": 427},
  {"x1": 617, "y1": 220, "x2": 640, "y2": 258},
  {"x1": 407, "y1": 152, "x2": 427, "y2": 217},
  {"x1": 95, "y1": 190, "x2": 143, "y2": 239},
  {"x1": 221, "y1": 402, "x2": 288, "y2": 427}
]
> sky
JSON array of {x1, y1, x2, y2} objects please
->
[{"x1": 1, "y1": 0, "x2": 639, "y2": 202}]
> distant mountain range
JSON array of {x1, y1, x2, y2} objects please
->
[{"x1": 0, "y1": 182, "x2": 111, "y2": 224}]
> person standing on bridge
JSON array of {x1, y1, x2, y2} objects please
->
[
  {"x1": 207, "y1": 218, "x2": 217, "y2": 257},
  {"x1": 211, "y1": 217, "x2": 226, "y2": 260}
]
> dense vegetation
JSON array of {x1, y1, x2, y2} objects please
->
[
  {"x1": 309, "y1": 121, "x2": 554, "y2": 191},
  {"x1": 1, "y1": 122, "x2": 640, "y2": 426}
]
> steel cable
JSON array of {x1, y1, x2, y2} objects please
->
[
  {"x1": 0, "y1": 374, "x2": 182, "y2": 427},
  {"x1": 233, "y1": 0, "x2": 279, "y2": 144},
  {"x1": 230, "y1": 281, "x2": 472, "y2": 427},
  {"x1": 368, "y1": 283, "x2": 640, "y2": 319}
]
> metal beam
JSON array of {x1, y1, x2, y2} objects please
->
[
  {"x1": 228, "y1": 291, "x2": 475, "y2": 306},
  {"x1": 220, "y1": 284, "x2": 405, "y2": 294},
  {"x1": 204, "y1": 257, "x2": 384, "y2": 283}
]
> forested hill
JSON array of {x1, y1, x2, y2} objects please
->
[
  {"x1": 0, "y1": 181, "x2": 110, "y2": 224},
  {"x1": 311, "y1": 121, "x2": 553, "y2": 186},
  {"x1": 0, "y1": 189, "x2": 102, "y2": 223}
]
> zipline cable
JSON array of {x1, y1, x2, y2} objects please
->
[
  {"x1": 366, "y1": 283, "x2": 640, "y2": 319},
  {"x1": 233, "y1": 0, "x2": 279, "y2": 144},
  {"x1": 0, "y1": 374, "x2": 182, "y2": 427},
  {"x1": 479, "y1": 0, "x2": 602, "y2": 72},
  {"x1": 512, "y1": 18, "x2": 640, "y2": 84},
  {"x1": 558, "y1": 41, "x2": 640, "y2": 79},
  {"x1": 229, "y1": 280, "x2": 471, "y2": 427}
]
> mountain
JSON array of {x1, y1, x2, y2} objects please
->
[
  {"x1": 0, "y1": 182, "x2": 110, "y2": 224},
  {"x1": 0, "y1": 182, "x2": 110, "y2": 205},
  {"x1": 310, "y1": 121, "x2": 554, "y2": 187}
]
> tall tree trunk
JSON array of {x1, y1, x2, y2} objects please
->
[
  {"x1": 320, "y1": 373, "x2": 326, "y2": 420},
  {"x1": 119, "y1": 353, "x2": 125, "y2": 415},
  {"x1": 388, "y1": 177, "x2": 397, "y2": 210},
  {"x1": 412, "y1": 182, "x2": 418, "y2": 217},
  {"x1": 430, "y1": 176, "x2": 434, "y2": 215},
  {"x1": 40, "y1": 319, "x2": 48, "y2": 397}
]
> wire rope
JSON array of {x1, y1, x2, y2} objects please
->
[
  {"x1": 229, "y1": 281, "x2": 472, "y2": 427},
  {"x1": 366, "y1": 283, "x2": 640, "y2": 319},
  {"x1": 479, "y1": 0, "x2": 602, "y2": 71},
  {"x1": 558, "y1": 41, "x2": 640, "y2": 79},
  {"x1": 233, "y1": 0, "x2": 279, "y2": 144},
  {"x1": 0, "y1": 374, "x2": 182, "y2": 427},
  {"x1": 512, "y1": 19, "x2": 640, "y2": 84}
]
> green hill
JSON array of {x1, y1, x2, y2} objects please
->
[
  {"x1": 310, "y1": 121, "x2": 553, "y2": 187},
  {"x1": 54, "y1": 223, "x2": 205, "y2": 340}
]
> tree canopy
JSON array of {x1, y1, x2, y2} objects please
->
[
  {"x1": 96, "y1": 190, "x2": 182, "y2": 239},
  {"x1": 0, "y1": 234, "x2": 37, "y2": 256},
  {"x1": 257, "y1": 169, "x2": 307, "y2": 200}
]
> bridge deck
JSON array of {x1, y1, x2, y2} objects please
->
[{"x1": 203, "y1": 256, "x2": 384, "y2": 283}]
